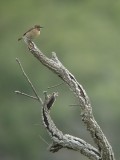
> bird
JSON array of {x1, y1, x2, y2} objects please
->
[{"x1": 18, "y1": 25, "x2": 43, "y2": 41}]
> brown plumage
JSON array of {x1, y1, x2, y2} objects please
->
[{"x1": 18, "y1": 25, "x2": 43, "y2": 41}]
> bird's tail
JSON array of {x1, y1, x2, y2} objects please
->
[{"x1": 18, "y1": 37, "x2": 22, "y2": 41}]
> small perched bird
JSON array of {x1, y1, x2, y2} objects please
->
[{"x1": 18, "y1": 25, "x2": 43, "y2": 41}]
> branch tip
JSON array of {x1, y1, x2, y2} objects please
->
[{"x1": 52, "y1": 51, "x2": 56, "y2": 57}]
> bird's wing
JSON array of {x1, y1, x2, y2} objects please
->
[{"x1": 23, "y1": 27, "x2": 34, "y2": 36}]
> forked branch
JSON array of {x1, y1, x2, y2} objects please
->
[{"x1": 16, "y1": 39, "x2": 115, "y2": 160}]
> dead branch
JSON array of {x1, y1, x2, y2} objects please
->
[{"x1": 16, "y1": 38, "x2": 115, "y2": 160}]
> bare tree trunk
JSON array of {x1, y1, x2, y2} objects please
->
[{"x1": 16, "y1": 39, "x2": 115, "y2": 160}]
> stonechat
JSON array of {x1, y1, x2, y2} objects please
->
[{"x1": 18, "y1": 25, "x2": 43, "y2": 41}]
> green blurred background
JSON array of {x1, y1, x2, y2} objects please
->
[{"x1": 0, "y1": 0, "x2": 120, "y2": 159}]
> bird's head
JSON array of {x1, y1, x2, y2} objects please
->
[{"x1": 34, "y1": 25, "x2": 43, "y2": 30}]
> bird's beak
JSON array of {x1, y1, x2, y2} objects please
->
[{"x1": 40, "y1": 26, "x2": 43, "y2": 28}]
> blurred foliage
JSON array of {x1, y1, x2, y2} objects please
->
[{"x1": 0, "y1": 0, "x2": 120, "y2": 159}]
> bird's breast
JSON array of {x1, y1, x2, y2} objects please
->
[{"x1": 25, "y1": 29, "x2": 40, "y2": 39}]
